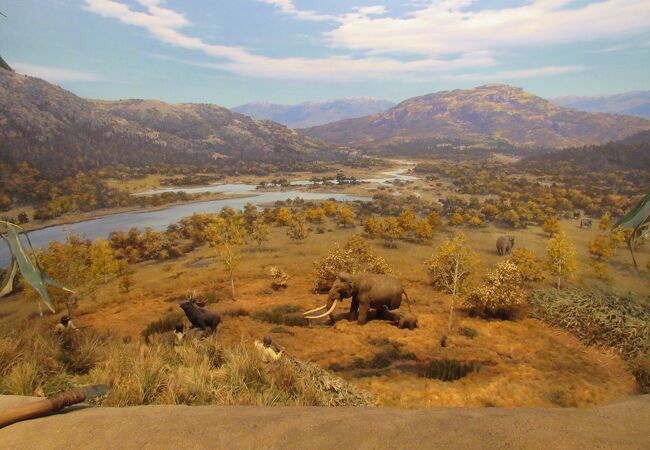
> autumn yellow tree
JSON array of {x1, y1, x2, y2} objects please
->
[
  {"x1": 90, "y1": 238, "x2": 119, "y2": 284},
  {"x1": 364, "y1": 215, "x2": 382, "y2": 239},
  {"x1": 399, "y1": 208, "x2": 417, "y2": 235},
  {"x1": 380, "y1": 217, "x2": 404, "y2": 248},
  {"x1": 425, "y1": 232, "x2": 479, "y2": 330},
  {"x1": 117, "y1": 260, "x2": 134, "y2": 294},
  {"x1": 609, "y1": 226, "x2": 627, "y2": 255},
  {"x1": 450, "y1": 212, "x2": 464, "y2": 226},
  {"x1": 205, "y1": 216, "x2": 246, "y2": 299},
  {"x1": 589, "y1": 235, "x2": 613, "y2": 261},
  {"x1": 34, "y1": 236, "x2": 92, "y2": 310},
  {"x1": 546, "y1": 230, "x2": 578, "y2": 289},
  {"x1": 287, "y1": 212, "x2": 310, "y2": 242},
  {"x1": 465, "y1": 260, "x2": 526, "y2": 319},
  {"x1": 323, "y1": 200, "x2": 337, "y2": 217},
  {"x1": 599, "y1": 211, "x2": 612, "y2": 231},
  {"x1": 306, "y1": 207, "x2": 326, "y2": 223},
  {"x1": 510, "y1": 248, "x2": 545, "y2": 283},
  {"x1": 275, "y1": 207, "x2": 292, "y2": 226},
  {"x1": 337, "y1": 205, "x2": 355, "y2": 228},
  {"x1": 414, "y1": 219, "x2": 434, "y2": 241},
  {"x1": 542, "y1": 216, "x2": 561, "y2": 236},
  {"x1": 427, "y1": 211, "x2": 442, "y2": 228},
  {"x1": 249, "y1": 217, "x2": 269, "y2": 248},
  {"x1": 467, "y1": 215, "x2": 482, "y2": 227}
]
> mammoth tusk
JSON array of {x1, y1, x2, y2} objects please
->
[
  {"x1": 303, "y1": 304, "x2": 327, "y2": 316},
  {"x1": 304, "y1": 300, "x2": 338, "y2": 319}
]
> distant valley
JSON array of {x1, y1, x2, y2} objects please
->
[
  {"x1": 550, "y1": 91, "x2": 650, "y2": 119},
  {"x1": 232, "y1": 98, "x2": 395, "y2": 128}
]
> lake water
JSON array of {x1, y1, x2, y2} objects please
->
[
  {"x1": 0, "y1": 189, "x2": 368, "y2": 266},
  {"x1": 0, "y1": 162, "x2": 419, "y2": 267}
]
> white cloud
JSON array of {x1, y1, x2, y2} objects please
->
[
  {"x1": 257, "y1": 0, "x2": 336, "y2": 21},
  {"x1": 328, "y1": 1, "x2": 650, "y2": 57},
  {"x1": 82, "y1": 0, "x2": 649, "y2": 81},
  {"x1": 12, "y1": 63, "x2": 105, "y2": 82},
  {"x1": 592, "y1": 40, "x2": 650, "y2": 53}
]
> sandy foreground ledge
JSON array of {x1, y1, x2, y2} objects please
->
[{"x1": 0, "y1": 395, "x2": 648, "y2": 449}]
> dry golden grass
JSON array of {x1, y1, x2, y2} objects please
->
[{"x1": 0, "y1": 218, "x2": 645, "y2": 408}]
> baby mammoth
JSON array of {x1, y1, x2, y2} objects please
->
[
  {"x1": 396, "y1": 312, "x2": 418, "y2": 330},
  {"x1": 496, "y1": 235, "x2": 515, "y2": 256},
  {"x1": 180, "y1": 299, "x2": 221, "y2": 332}
]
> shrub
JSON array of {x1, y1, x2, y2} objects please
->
[
  {"x1": 465, "y1": 260, "x2": 526, "y2": 319},
  {"x1": 458, "y1": 327, "x2": 478, "y2": 339},
  {"x1": 141, "y1": 312, "x2": 185, "y2": 340},
  {"x1": 510, "y1": 248, "x2": 546, "y2": 282},
  {"x1": 629, "y1": 355, "x2": 650, "y2": 394},
  {"x1": 313, "y1": 235, "x2": 392, "y2": 293},
  {"x1": 418, "y1": 359, "x2": 480, "y2": 381},
  {"x1": 528, "y1": 288, "x2": 650, "y2": 359},
  {"x1": 270, "y1": 267, "x2": 289, "y2": 290},
  {"x1": 222, "y1": 307, "x2": 250, "y2": 317},
  {"x1": 251, "y1": 305, "x2": 308, "y2": 327}
]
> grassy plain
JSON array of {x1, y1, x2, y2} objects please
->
[{"x1": 1, "y1": 214, "x2": 646, "y2": 408}]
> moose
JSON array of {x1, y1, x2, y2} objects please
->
[{"x1": 179, "y1": 299, "x2": 221, "y2": 333}]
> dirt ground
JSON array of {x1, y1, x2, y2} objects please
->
[{"x1": 0, "y1": 394, "x2": 648, "y2": 449}]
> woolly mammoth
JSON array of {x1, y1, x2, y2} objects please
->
[
  {"x1": 304, "y1": 272, "x2": 410, "y2": 325},
  {"x1": 580, "y1": 218, "x2": 593, "y2": 229},
  {"x1": 496, "y1": 235, "x2": 515, "y2": 256}
]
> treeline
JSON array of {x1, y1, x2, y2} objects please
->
[
  {"x1": 0, "y1": 156, "x2": 381, "y2": 219},
  {"x1": 370, "y1": 138, "x2": 532, "y2": 159},
  {"x1": 415, "y1": 160, "x2": 642, "y2": 220}
]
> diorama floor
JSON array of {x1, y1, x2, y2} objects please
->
[
  {"x1": 2, "y1": 220, "x2": 646, "y2": 409},
  {"x1": 0, "y1": 394, "x2": 648, "y2": 449}
]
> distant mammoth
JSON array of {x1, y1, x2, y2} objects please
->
[
  {"x1": 304, "y1": 272, "x2": 410, "y2": 325},
  {"x1": 580, "y1": 218, "x2": 593, "y2": 229},
  {"x1": 496, "y1": 235, "x2": 515, "y2": 256}
]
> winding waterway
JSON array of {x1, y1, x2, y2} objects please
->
[{"x1": 0, "y1": 161, "x2": 420, "y2": 266}]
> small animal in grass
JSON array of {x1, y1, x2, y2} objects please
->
[
  {"x1": 580, "y1": 218, "x2": 593, "y2": 229},
  {"x1": 155, "y1": 322, "x2": 185, "y2": 346},
  {"x1": 54, "y1": 315, "x2": 77, "y2": 334},
  {"x1": 396, "y1": 312, "x2": 418, "y2": 330},
  {"x1": 179, "y1": 299, "x2": 221, "y2": 332}
]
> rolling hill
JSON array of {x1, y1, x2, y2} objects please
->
[
  {"x1": 0, "y1": 71, "x2": 337, "y2": 179},
  {"x1": 232, "y1": 98, "x2": 395, "y2": 128},
  {"x1": 550, "y1": 91, "x2": 650, "y2": 120},
  {"x1": 520, "y1": 129, "x2": 650, "y2": 172},
  {"x1": 304, "y1": 84, "x2": 650, "y2": 150}
]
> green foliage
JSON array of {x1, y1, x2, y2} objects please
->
[{"x1": 528, "y1": 288, "x2": 649, "y2": 359}]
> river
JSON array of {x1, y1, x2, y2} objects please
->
[{"x1": 0, "y1": 162, "x2": 420, "y2": 266}]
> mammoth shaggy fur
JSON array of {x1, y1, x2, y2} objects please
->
[{"x1": 496, "y1": 235, "x2": 515, "y2": 256}]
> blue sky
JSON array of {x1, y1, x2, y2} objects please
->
[{"x1": 1, "y1": 0, "x2": 649, "y2": 107}]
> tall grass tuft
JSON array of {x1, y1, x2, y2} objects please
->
[{"x1": 0, "y1": 324, "x2": 373, "y2": 407}]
